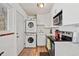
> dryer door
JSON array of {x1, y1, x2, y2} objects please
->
[
  {"x1": 25, "y1": 35, "x2": 36, "y2": 48},
  {"x1": 28, "y1": 37, "x2": 34, "y2": 43},
  {"x1": 26, "y1": 20, "x2": 36, "y2": 32},
  {"x1": 28, "y1": 22, "x2": 34, "y2": 28}
]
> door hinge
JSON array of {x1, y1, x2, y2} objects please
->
[{"x1": 24, "y1": 43, "x2": 25, "y2": 45}]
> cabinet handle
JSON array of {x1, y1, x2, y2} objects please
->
[{"x1": 0, "y1": 51, "x2": 4, "y2": 56}]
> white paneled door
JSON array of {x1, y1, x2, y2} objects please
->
[{"x1": 16, "y1": 11, "x2": 25, "y2": 55}]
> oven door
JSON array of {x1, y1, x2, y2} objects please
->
[{"x1": 61, "y1": 35, "x2": 72, "y2": 41}]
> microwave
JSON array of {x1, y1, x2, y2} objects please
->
[{"x1": 53, "y1": 10, "x2": 62, "y2": 26}]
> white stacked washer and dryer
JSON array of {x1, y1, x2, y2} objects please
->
[{"x1": 25, "y1": 16, "x2": 37, "y2": 48}]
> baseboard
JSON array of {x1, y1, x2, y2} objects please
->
[
  {"x1": 45, "y1": 46, "x2": 48, "y2": 51},
  {"x1": 37, "y1": 45, "x2": 46, "y2": 47},
  {"x1": 18, "y1": 48, "x2": 25, "y2": 56},
  {"x1": 24, "y1": 47, "x2": 36, "y2": 49}
]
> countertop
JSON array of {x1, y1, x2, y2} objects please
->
[{"x1": 0, "y1": 31, "x2": 14, "y2": 37}]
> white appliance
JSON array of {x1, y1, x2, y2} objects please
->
[
  {"x1": 37, "y1": 33, "x2": 46, "y2": 46},
  {"x1": 26, "y1": 19, "x2": 36, "y2": 32},
  {"x1": 37, "y1": 25, "x2": 46, "y2": 46},
  {"x1": 25, "y1": 33, "x2": 36, "y2": 48},
  {"x1": 73, "y1": 31, "x2": 79, "y2": 43},
  {"x1": 61, "y1": 31, "x2": 73, "y2": 41}
]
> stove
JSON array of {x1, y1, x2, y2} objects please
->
[{"x1": 61, "y1": 31, "x2": 73, "y2": 41}]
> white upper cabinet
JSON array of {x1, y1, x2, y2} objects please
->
[
  {"x1": 52, "y1": 3, "x2": 79, "y2": 25},
  {"x1": 62, "y1": 4, "x2": 79, "y2": 25}
]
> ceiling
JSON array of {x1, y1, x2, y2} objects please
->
[{"x1": 20, "y1": 3, "x2": 53, "y2": 16}]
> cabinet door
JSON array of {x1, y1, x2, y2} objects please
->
[
  {"x1": 0, "y1": 35, "x2": 16, "y2": 56},
  {"x1": 63, "y1": 4, "x2": 79, "y2": 25},
  {"x1": 0, "y1": 36, "x2": 7, "y2": 56}
]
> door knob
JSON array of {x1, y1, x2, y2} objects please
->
[{"x1": 16, "y1": 36, "x2": 19, "y2": 38}]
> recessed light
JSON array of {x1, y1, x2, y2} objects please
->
[{"x1": 37, "y1": 3, "x2": 44, "y2": 8}]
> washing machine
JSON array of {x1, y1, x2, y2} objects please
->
[
  {"x1": 25, "y1": 33, "x2": 37, "y2": 48},
  {"x1": 26, "y1": 19, "x2": 36, "y2": 32}
]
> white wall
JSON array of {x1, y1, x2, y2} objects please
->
[
  {"x1": 8, "y1": 3, "x2": 27, "y2": 18},
  {"x1": 37, "y1": 13, "x2": 53, "y2": 34},
  {"x1": 59, "y1": 26, "x2": 76, "y2": 32}
]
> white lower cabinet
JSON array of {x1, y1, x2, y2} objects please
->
[
  {"x1": 55, "y1": 42, "x2": 79, "y2": 56},
  {"x1": 0, "y1": 34, "x2": 17, "y2": 56}
]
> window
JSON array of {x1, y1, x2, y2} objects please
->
[{"x1": 0, "y1": 6, "x2": 7, "y2": 31}]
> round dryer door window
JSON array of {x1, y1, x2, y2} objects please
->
[
  {"x1": 28, "y1": 22, "x2": 34, "y2": 28},
  {"x1": 28, "y1": 37, "x2": 34, "y2": 43}
]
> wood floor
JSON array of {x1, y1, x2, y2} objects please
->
[{"x1": 19, "y1": 46, "x2": 48, "y2": 56}]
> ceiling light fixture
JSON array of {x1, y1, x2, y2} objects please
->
[{"x1": 37, "y1": 3, "x2": 44, "y2": 8}]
